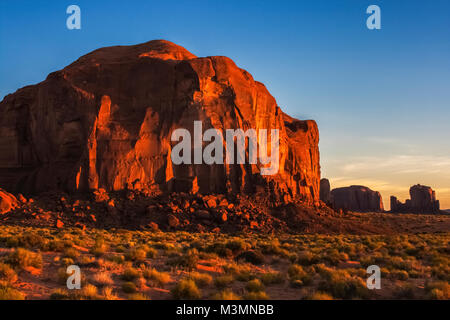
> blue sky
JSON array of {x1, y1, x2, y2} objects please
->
[{"x1": 1, "y1": 0, "x2": 450, "y2": 208}]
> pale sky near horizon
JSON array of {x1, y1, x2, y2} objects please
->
[{"x1": 1, "y1": 0, "x2": 449, "y2": 209}]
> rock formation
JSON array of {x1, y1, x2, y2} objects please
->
[
  {"x1": 331, "y1": 185, "x2": 384, "y2": 212},
  {"x1": 0, "y1": 40, "x2": 320, "y2": 203},
  {"x1": 0, "y1": 188, "x2": 19, "y2": 214},
  {"x1": 391, "y1": 184, "x2": 440, "y2": 213},
  {"x1": 320, "y1": 178, "x2": 331, "y2": 204}
]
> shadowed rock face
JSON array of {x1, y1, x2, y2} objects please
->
[
  {"x1": 320, "y1": 178, "x2": 331, "y2": 204},
  {"x1": 391, "y1": 184, "x2": 440, "y2": 213},
  {"x1": 0, "y1": 40, "x2": 320, "y2": 202},
  {"x1": 331, "y1": 185, "x2": 384, "y2": 212}
]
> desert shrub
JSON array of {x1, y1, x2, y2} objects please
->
[
  {"x1": 121, "y1": 267, "x2": 141, "y2": 281},
  {"x1": 61, "y1": 258, "x2": 75, "y2": 266},
  {"x1": 7, "y1": 248, "x2": 42, "y2": 269},
  {"x1": 198, "y1": 251, "x2": 219, "y2": 260},
  {"x1": 0, "y1": 263, "x2": 18, "y2": 284},
  {"x1": 122, "y1": 282, "x2": 137, "y2": 294},
  {"x1": 225, "y1": 239, "x2": 251, "y2": 253},
  {"x1": 321, "y1": 249, "x2": 349, "y2": 266},
  {"x1": 101, "y1": 287, "x2": 119, "y2": 300},
  {"x1": 212, "y1": 289, "x2": 241, "y2": 300},
  {"x1": 146, "y1": 247, "x2": 158, "y2": 259},
  {"x1": 318, "y1": 270, "x2": 369, "y2": 299},
  {"x1": 128, "y1": 293, "x2": 149, "y2": 300},
  {"x1": 63, "y1": 247, "x2": 80, "y2": 260},
  {"x1": 106, "y1": 254, "x2": 125, "y2": 264},
  {"x1": 288, "y1": 264, "x2": 313, "y2": 285},
  {"x1": 125, "y1": 247, "x2": 147, "y2": 263},
  {"x1": 214, "y1": 275, "x2": 235, "y2": 289},
  {"x1": 260, "y1": 272, "x2": 285, "y2": 285},
  {"x1": 92, "y1": 272, "x2": 114, "y2": 286},
  {"x1": 246, "y1": 279, "x2": 265, "y2": 292},
  {"x1": 90, "y1": 238, "x2": 108, "y2": 257},
  {"x1": 222, "y1": 263, "x2": 256, "y2": 282},
  {"x1": 171, "y1": 279, "x2": 201, "y2": 299},
  {"x1": 168, "y1": 249, "x2": 199, "y2": 271},
  {"x1": 189, "y1": 272, "x2": 213, "y2": 288},
  {"x1": 390, "y1": 269, "x2": 409, "y2": 280},
  {"x1": 306, "y1": 291, "x2": 333, "y2": 300},
  {"x1": 205, "y1": 242, "x2": 233, "y2": 258},
  {"x1": 143, "y1": 268, "x2": 171, "y2": 286},
  {"x1": 50, "y1": 289, "x2": 69, "y2": 300},
  {"x1": 80, "y1": 284, "x2": 99, "y2": 300},
  {"x1": 288, "y1": 264, "x2": 307, "y2": 279},
  {"x1": 0, "y1": 285, "x2": 25, "y2": 300},
  {"x1": 236, "y1": 250, "x2": 264, "y2": 265},
  {"x1": 297, "y1": 251, "x2": 319, "y2": 266},
  {"x1": 6, "y1": 233, "x2": 46, "y2": 250},
  {"x1": 426, "y1": 281, "x2": 450, "y2": 300},
  {"x1": 47, "y1": 240, "x2": 66, "y2": 252},
  {"x1": 57, "y1": 267, "x2": 69, "y2": 285},
  {"x1": 115, "y1": 245, "x2": 127, "y2": 253},
  {"x1": 244, "y1": 291, "x2": 269, "y2": 300},
  {"x1": 260, "y1": 239, "x2": 282, "y2": 255}
]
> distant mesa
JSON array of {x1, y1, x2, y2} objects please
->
[
  {"x1": 330, "y1": 185, "x2": 384, "y2": 212},
  {"x1": 391, "y1": 184, "x2": 441, "y2": 214},
  {"x1": 319, "y1": 178, "x2": 331, "y2": 204}
]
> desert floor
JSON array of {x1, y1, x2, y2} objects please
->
[{"x1": 0, "y1": 212, "x2": 449, "y2": 300}]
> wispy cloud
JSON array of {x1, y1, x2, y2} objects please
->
[{"x1": 340, "y1": 154, "x2": 450, "y2": 177}]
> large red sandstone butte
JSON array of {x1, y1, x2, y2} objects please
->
[{"x1": 0, "y1": 40, "x2": 320, "y2": 202}]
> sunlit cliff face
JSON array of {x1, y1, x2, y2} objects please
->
[{"x1": 0, "y1": 40, "x2": 320, "y2": 203}]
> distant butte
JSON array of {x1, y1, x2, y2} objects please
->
[{"x1": 391, "y1": 184, "x2": 441, "y2": 214}]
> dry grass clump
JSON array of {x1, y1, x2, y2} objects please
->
[
  {"x1": 92, "y1": 272, "x2": 114, "y2": 286},
  {"x1": 171, "y1": 279, "x2": 201, "y2": 299},
  {"x1": 121, "y1": 267, "x2": 141, "y2": 281},
  {"x1": 306, "y1": 291, "x2": 334, "y2": 300},
  {"x1": 122, "y1": 282, "x2": 137, "y2": 294},
  {"x1": 0, "y1": 263, "x2": 18, "y2": 284},
  {"x1": 125, "y1": 247, "x2": 147, "y2": 263},
  {"x1": 0, "y1": 285, "x2": 25, "y2": 300},
  {"x1": 212, "y1": 289, "x2": 241, "y2": 300},
  {"x1": 143, "y1": 268, "x2": 171, "y2": 287},
  {"x1": 50, "y1": 283, "x2": 100, "y2": 300},
  {"x1": 260, "y1": 271, "x2": 285, "y2": 285},
  {"x1": 128, "y1": 293, "x2": 149, "y2": 300},
  {"x1": 188, "y1": 272, "x2": 213, "y2": 288},
  {"x1": 214, "y1": 275, "x2": 235, "y2": 289},
  {"x1": 7, "y1": 248, "x2": 42, "y2": 269},
  {"x1": 101, "y1": 286, "x2": 119, "y2": 300},
  {"x1": 244, "y1": 290, "x2": 269, "y2": 300},
  {"x1": 318, "y1": 269, "x2": 369, "y2": 299},
  {"x1": 90, "y1": 238, "x2": 109, "y2": 257},
  {"x1": 426, "y1": 281, "x2": 450, "y2": 300}
]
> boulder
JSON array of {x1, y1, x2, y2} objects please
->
[
  {"x1": 0, "y1": 40, "x2": 320, "y2": 203},
  {"x1": 331, "y1": 185, "x2": 384, "y2": 212},
  {"x1": 391, "y1": 184, "x2": 440, "y2": 213},
  {"x1": 0, "y1": 188, "x2": 19, "y2": 214},
  {"x1": 167, "y1": 214, "x2": 180, "y2": 228},
  {"x1": 320, "y1": 178, "x2": 331, "y2": 204}
]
